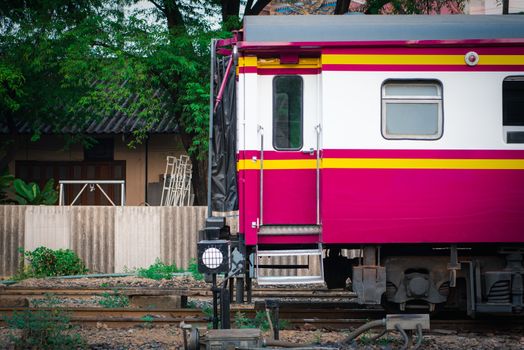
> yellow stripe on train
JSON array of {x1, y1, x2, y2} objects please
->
[
  {"x1": 237, "y1": 158, "x2": 524, "y2": 171},
  {"x1": 238, "y1": 56, "x2": 321, "y2": 68},
  {"x1": 322, "y1": 54, "x2": 524, "y2": 66}
]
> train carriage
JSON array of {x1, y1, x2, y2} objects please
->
[{"x1": 199, "y1": 15, "x2": 524, "y2": 316}]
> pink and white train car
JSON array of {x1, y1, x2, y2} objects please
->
[{"x1": 206, "y1": 15, "x2": 524, "y2": 315}]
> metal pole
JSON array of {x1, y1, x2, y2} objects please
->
[
  {"x1": 121, "y1": 183, "x2": 125, "y2": 206},
  {"x1": 212, "y1": 273, "x2": 219, "y2": 329},
  {"x1": 221, "y1": 282, "x2": 231, "y2": 329},
  {"x1": 59, "y1": 183, "x2": 63, "y2": 206},
  {"x1": 235, "y1": 277, "x2": 244, "y2": 303},
  {"x1": 95, "y1": 184, "x2": 116, "y2": 206},
  {"x1": 70, "y1": 184, "x2": 88, "y2": 206},
  {"x1": 207, "y1": 39, "x2": 216, "y2": 217}
]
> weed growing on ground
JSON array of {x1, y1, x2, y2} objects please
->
[
  {"x1": 98, "y1": 290, "x2": 129, "y2": 308},
  {"x1": 313, "y1": 330, "x2": 323, "y2": 344},
  {"x1": 234, "y1": 311, "x2": 289, "y2": 331},
  {"x1": 377, "y1": 333, "x2": 405, "y2": 347},
  {"x1": 187, "y1": 258, "x2": 204, "y2": 281},
  {"x1": 201, "y1": 304, "x2": 217, "y2": 329},
  {"x1": 186, "y1": 300, "x2": 198, "y2": 309},
  {"x1": 14, "y1": 247, "x2": 87, "y2": 280},
  {"x1": 137, "y1": 258, "x2": 181, "y2": 280},
  {"x1": 357, "y1": 332, "x2": 374, "y2": 345},
  {"x1": 140, "y1": 315, "x2": 154, "y2": 328},
  {"x1": 357, "y1": 331, "x2": 399, "y2": 347},
  {"x1": 4, "y1": 295, "x2": 86, "y2": 349},
  {"x1": 234, "y1": 312, "x2": 254, "y2": 329},
  {"x1": 137, "y1": 258, "x2": 204, "y2": 281}
]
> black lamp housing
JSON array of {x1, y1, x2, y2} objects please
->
[{"x1": 197, "y1": 240, "x2": 230, "y2": 274}]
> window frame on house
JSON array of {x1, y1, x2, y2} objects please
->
[
  {"x1": 503, "y1": 76, "x2": 524, "y2": 144},
  {"x1": 381, "y1": 79, "x2": 444, "y2": 140},
  {"x1": 272, "y1": 75, "x2": 304, "y2": 151}
]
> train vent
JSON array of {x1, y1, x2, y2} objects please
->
[{"x1": 486, "y1": 280, "x2": 511, "y2": 303}]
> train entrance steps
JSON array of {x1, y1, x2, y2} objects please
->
[{"x1": 255, "y1": 244, "x2": 325, "y2": 285}]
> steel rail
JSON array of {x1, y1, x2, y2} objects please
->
[
  {"x1": 0, "y1": 306, "x2": 522, "y2": 331},
  {"x1": 0, "y1": 287, "x2": 357, "y2": 299}
]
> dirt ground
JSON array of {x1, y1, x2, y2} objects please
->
[
  {"x1": 2, "y1": 325, "x2": 524, "y2": 349},
  {"x1": 2, "y1": 276, "x2": 524, "y2": 349},
  {"x1": 11, "y1": 275, "x2": 208, "y2": 290}
]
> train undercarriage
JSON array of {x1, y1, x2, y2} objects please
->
[
  {"x1": 198, "y1": 219, "x2": 523, "y2": 318},
  {"x1": 321, "y1": 244, "x2": 524, "y2": 317}
]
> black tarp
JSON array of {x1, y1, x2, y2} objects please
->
[{"x1": 210, "y1": 55, "x2": 237, "y2": 212}]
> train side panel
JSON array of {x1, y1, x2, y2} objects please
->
[{"x1": 320, "y1": 49, "x2": 524, "y2": 244}]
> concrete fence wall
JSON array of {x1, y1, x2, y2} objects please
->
[
  {"x1": 0, "y1": 205, "x2": 210, "y2": 276},
  {"x1": 0, "y1": 206, "x2": 26, "y2": 277},
  {"x1": 1, "y1": 205, "x2": 333, "y2": 279}
]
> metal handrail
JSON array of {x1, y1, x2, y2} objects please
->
[
  {"x1": 316, "y1": 124, "x2": 321, "y2": 226},
  {"x1": 258, "y1": 125, "x2": 264, "y2": 226},
  {"x1": 207, "y1": 39, "x2": 216, "y2": 217},
  {"x1": 58, "y1": 180, "x2": 125, "y2": 206}
]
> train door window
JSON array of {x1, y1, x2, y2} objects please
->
[
  {"x1": 381, "y1": 81, "x2": 443, "y2": 140},
  {"x1": 273, "y1": 76, "x2": 303, "y2": 150},
  {"x1": 503, "y1": 76, "x2": 524, "y2": 143}
]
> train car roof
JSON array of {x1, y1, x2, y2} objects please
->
[{"x1": 243, "y1": 15, "x2": 524, "y2": 43}]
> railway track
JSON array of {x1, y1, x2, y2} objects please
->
[
  {"x1": 0, "y1": 286, "x2": 356, "y2": 299},
  {"x1": 1, "y1": 305, "x2": 523, "y2": 332},
  {"x1": 2, "y1": 286, "x2": 523, "y2": 333}
]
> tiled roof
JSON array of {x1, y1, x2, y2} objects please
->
[
  {"x1": 2, "y1": 114, "x2": 179, "y2": 134},
  {"x1": 1, "y1": 89, "x2": 179, "y2": 135}
]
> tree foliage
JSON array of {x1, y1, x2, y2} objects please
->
[
  {"x1": 0, "y1": 1, "x2": 106, "y2": 172},
  {"x1": 1, "y1": 0, "x2": 269, "y2": 204}
]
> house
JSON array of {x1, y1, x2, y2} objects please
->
[{"x1": 2, "y1": 114, "x2": 185, "y2": 206}]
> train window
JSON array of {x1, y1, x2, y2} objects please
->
[
  {"x1": 273, "y1": 76, "x2": 303, "y2": 150},
  {"x1": 503, "y1": 77, "x2": 524, "y2": 143},
  {"x1": 382, "y1": 81, "x2": 443, "y2": 140}
]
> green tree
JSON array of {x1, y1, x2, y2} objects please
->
[
  {"x1": 1, "y1": 0, "x2": 271, "y2": 204},
  {"x1": 64, "y1": 0, "x2": 270, "y2": 204},
  {"x1": 62, "y1": 1, "x2": 219, "y2": 204},
  {"x1": 0, "y1": 1, "x2": 104, "y2": 172}
]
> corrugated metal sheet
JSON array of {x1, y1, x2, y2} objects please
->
[
  {"x1": 71, "y1": 206, "x2": 115, "y2": 273},
  {"x1": 0, "y1": 114, "x2": 178, "y2": 135},
  {"x1": 160, "y1": 206, "x2": 207, "y2": 270},
  {"x1": 25, "y1": 206, "x2": 71, "y2": 252},
  {"x1": 115, "y1": 207, "x2": 161, "y2": 273},
  {"x1": 2, "y1": 206, "x2": 354, "y2": 281},
  {"x1": 0, "y1": 206, "x2": 26, "y2": 277},
  {"x1": 0, "y1": 86, "x2": 178, "y2": 135}
]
